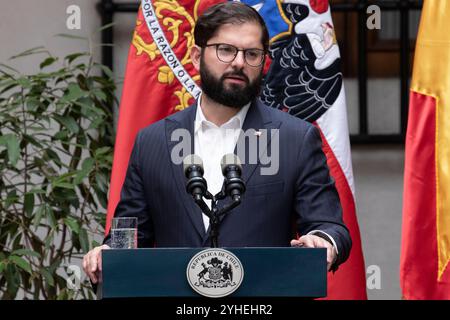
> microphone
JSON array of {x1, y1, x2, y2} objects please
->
[
  {"x1": 183, "y1": 154, "x2": 207, "y2": 202},
  {"x1": 220, "y1": 154, "x2": 246, "y2": 201}
]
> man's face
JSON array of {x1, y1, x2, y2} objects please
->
[{"x1": 197, "y1": 22, "x2": 265, "y2": 109}]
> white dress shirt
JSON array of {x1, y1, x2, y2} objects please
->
[{"x1": 194, "y1": 98, "x2": 250, "y2": 231}]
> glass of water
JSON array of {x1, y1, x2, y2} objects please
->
[{"x1": 111, "y1": 217, "x2": 138, "y2": 249}]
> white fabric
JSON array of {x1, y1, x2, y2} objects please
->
[
  {"x1": 194, "y1": 98, "x2": 250, "y2": 231},
  {"x1": 308, "y1": 230, "x2": 339, "y2": 255},
  {"x1": 316, "y1": 86, "x2": 355, "y2": 196}
]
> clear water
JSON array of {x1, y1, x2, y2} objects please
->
[{"x1": 111, "y1": 228, "x2": 137, "y2": 249}]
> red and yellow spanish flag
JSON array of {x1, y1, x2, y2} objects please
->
[{"x1": 401, "y1": 0, "x2": 450, "y2": 299}]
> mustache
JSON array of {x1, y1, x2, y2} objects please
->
[{"x1": 221, "y1": 70, "x2": 249, "y2": 83}]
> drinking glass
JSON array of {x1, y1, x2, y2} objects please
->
[{"x1": 111, "y1": 217, "x2": 138, "y2": 249}]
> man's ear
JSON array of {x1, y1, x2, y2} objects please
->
[{"x1": 190, "y1": 45, "x2": 201, "y2": 72}]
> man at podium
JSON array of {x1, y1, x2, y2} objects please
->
[{"x1": 83, "y1": 1, "x2": 351, "y2": 285}]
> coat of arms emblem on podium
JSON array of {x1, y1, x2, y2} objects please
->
[{"x1": 186, "y1": 248, "x2": 244, "y2": 298}]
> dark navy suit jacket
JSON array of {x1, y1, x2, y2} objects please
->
[{"x1": 105, "y1": 99, "x2": 352, "y2": 267}]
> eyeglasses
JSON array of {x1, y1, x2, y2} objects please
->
[{"x1": 204, "y1": 43, "x2": 266, "y2": 67}]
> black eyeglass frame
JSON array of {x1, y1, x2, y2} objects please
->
[{"x1": 203, "y1": 43, "x2": 266, "y2": 67}]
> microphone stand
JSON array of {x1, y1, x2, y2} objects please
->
[{"x1": 193, "y1": 185, "x2": 242, "y2": 248}]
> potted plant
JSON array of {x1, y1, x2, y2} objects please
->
[{"x1": 0, "y1": 43, "x2": 116, "y2": 299}]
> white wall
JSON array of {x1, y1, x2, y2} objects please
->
[{"x1": 0, "y1": 0, "x2": 105, "y2": 73}]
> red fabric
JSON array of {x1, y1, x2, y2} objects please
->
[
  {"x1": 309, "y1": 0, "x2": 329, "y2": 14},
  {"x1": 106, "y1": 1, "x2": 220, "y2": 233},
  {"x1": 317, "y1": 125, "x2": 368, "y2": 299},
  {"x1": 400, "y1": 91, "x2": 450, "y2": 299}
]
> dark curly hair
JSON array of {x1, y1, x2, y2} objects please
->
[{"x1": 194, "y1": 2, "x2": 269, "y2": 52}]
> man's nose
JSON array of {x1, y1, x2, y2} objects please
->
[{"x1": 231, "y1": 50, "x2": 246, "y2": 68}]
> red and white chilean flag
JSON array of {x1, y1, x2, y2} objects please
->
[
  {"x1": 258, "y1": 0, "x2": 366, "y2": 300},
  {"x1": 107, "y1": 0, "x2": 367, "y2": 299}
]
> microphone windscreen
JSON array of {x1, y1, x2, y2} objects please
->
[
  {"x1": 183, "y1": 154, "x2": 204, "y2": 174},
  {"x1": 220, "y1": 153, "x2": 242, "y2": 174}
]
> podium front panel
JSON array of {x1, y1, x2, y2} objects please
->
[{"x1": 101, "y1": 247, "x2": 326, "y2": 298}]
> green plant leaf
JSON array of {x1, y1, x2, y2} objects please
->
[
  {"x1": 54, "y1": 170, "x2": 78, "y2": 181},
  {"x1": 74, "y1": 173, "x2": 86, "y2": 186},
  {"x1": 11, "y1": 248, "x2": 42, "y2": 259},
  {"x1": 40, "y1": 267, "x2": 55, "y2": 287},
  {"x1": 24, "y1": 193, "x2": 35, "y2": 217},
  {"x1": 91, "y1": 89, "x2": 107, "y2": 102},
  {"x1": 23, "y1": 134, "x2": 44, "y2": 149},
  {"x1": 95, "y1": 172, "x2": 108, "y2": 193},
  {"x1": 12, "y1": 232, "x2": 23, "y2": 251},
  {"x1": 9, "y1": 46, "x2": 48, "y2": 60},
  {"x1": 91, "y1": 240, "x2": 101, "y2": 248},
  {"x1": 65, "y1": 52, "x2": 89, "y2": 64},
  {"x1": 81, "y1": 157, "x2": 95, "y2": 172},
  {"x1": 46, "y1": 207, "x2": 57, "y2": 230},
  {"x1": 64, "y1": 216, "x2": 80, "y2": 234},
  {"x1": 48, "y1": 258, "x2": 61, "y2": 274},
  {"x1": 53, "y1": 129, "x2": 69, "y2": 141},
  {"x1": 25, "y1": 96, "x2": 40, "y2": 112},
  {"x1": 94, "y1": 146, "x2": 111, "y2": 158},
  {"x1": 7, "y1": 135, "x2": 20, "y2": 166},
  {"x1": 94, "y1": 22, "x2": 116, "y2": 34},
  {"x1": 29, "y1": 188, "x2": 46, "y2": 194},
  {"x1": 55, "y1": 33, "x2": 88, "y2": 41},
  {"x1": 0, "y1": 261, "x2": 5, "y2": 273},
  {"x1": 40, "y1": 57, "x2": 58, "y2": 69},
  {"x1": 88, "y1": 116, "x2": 105, "y2": 130},
  {"x1": 94, "y1": 63, "x2": 114, "y2": 79},
  {"x1": 0, "y1": 134, "x2": 20, "y2": 166},
  {"x1": 44, "y1": 148, "x2": 62, "y2": 166},
  {"x1": 79, "y1": 228, "x2": 89, "y2": 253},
  {"x1": 32, "y1": 205, "x2": 45, "y2": 229},
  {"x1": 94, "y1": 185, "x2": 108, "y2": 209},
  {"x1": 53, "y1": 114, "x2": 79, "y2": 134},
  {"x1": 74, "y1": 157, "x2": 95, "y2": 185},
  {"x1": 17, "y1": 77, "x2": 32, "y2": 88},
  {"x1": 5, "y1": 264, "x2": 20, "y2": 298},
  {"x1": 44, "y1": 233, "x2": 54, "y2": 250},
  {"x1": 5, "y1": 190, "x2": 19, "y2": 209},
  {"x1": 9, "y1": 255, "x2": 32, "y2": 274},
  {"x1": 52, "y1": 182, "x2": 75, "y2": 189},
  {"x1": 74, "y1": 98, "x2": 105, "y2": 117},
  {"x1": 60, "y1": 82, "x2": 87, "y2": 103},
  {"x1": 56, "y1": 288, "x2": 68, "y2": 300}
]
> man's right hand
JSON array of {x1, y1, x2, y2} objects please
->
[{"x1": 82, "y1": 244, "x2": 110, "y2": 284}]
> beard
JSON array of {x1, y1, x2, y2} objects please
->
[{"x1": 199, "y1": 56, "x2": 263, "y2": 109}]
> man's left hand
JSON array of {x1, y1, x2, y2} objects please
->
[{"x1": 291, "y1": 235, "x2": 337, "y2": 271}]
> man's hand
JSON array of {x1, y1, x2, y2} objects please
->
[
  {"x1": 291, "y1": 235, "x2": 337, "y2": 271},
  {"x1": 82, "y1": 244, "x2": 110, "y2": 284}
]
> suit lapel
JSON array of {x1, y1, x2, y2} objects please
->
[
  {"x1": 235, "y1": 100, "x2": 281, "y2": 184},
  {"x1": 165, "y1": 102, "x2": 207, "y2": 241}
]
